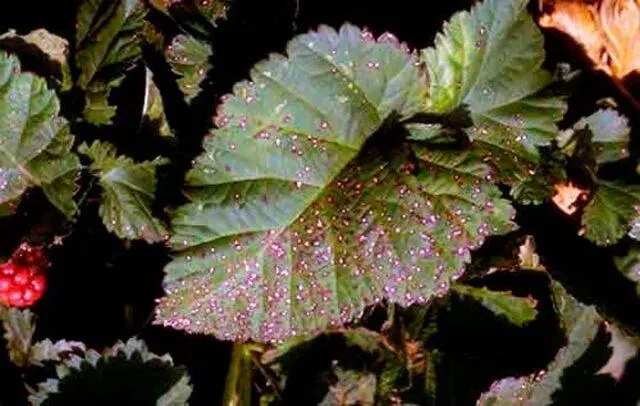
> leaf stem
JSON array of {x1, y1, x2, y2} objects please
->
[{"x1": 222, "y1": 342, "x2": 253, "y2": 406}]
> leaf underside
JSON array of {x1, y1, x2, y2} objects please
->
[
  {"x1": 0, "y1": 52, "x2": 80, "y2": 218},
  {"x1": 157, "y1": 23, "x2": 515, "y2": 342}
]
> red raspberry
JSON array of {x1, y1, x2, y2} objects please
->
[
  {"x1": 0, "y1": 275, "x2": 11, "y2": 292},
  {"x1": 30, "y1": 274, "x2": 46, "y2": 293},
  {"x1": 13, "y1": 268, "x2": 31, "y2": 286}
]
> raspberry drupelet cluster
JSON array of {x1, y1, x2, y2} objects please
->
[{"x1": 0, "y1": 243, "x2": 48, "y2": 307}]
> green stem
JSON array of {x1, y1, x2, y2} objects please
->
[{"x1": 222, "y1": 342, "x2": 253, "y2": 406}]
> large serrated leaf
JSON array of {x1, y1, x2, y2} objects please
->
[
  {"x1": 156, "y1": 24, "x2": 515, "y2": 342},
  {"x1": 0, "y1": 52, "x2": 80, "y2": 218},
  {"x1": 79, "y1": 140, "x2": 168, "y2": 243},
  {"x1": 30, "y1": 338, "x2": 192, "y2": 406},
  {"x1": 75, "y1": 0, "x2": 146, "y2": 125},
  {"x1": 422, "y1": 0, "x2": 566, "y2": 200}
]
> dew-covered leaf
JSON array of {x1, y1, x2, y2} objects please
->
[
  {"x1": 477, "y1": 281, "x2": 603, "y2": 405},
  {"x1": 166, "y1": 34, "x2": 211, "y2": 103},
  {"x1": 0, "y1": 52, "x2": 81, "y2": 218},
  {"x1": 75, "y1": 0, "x2": 146, "y2": 125},
  {"x1": 582, "y1": 180, "x2": 640, "y2": 246},
  {"x1": 79, "y1": 140, "x2": 168, "y2": 243},
  {"x1": 452, "y1": 284, "x2": 538, "y2": 327},
  {"x1": 157, "y1": 23, "x2": 515, "y2": 342},
  {"x1": 422, "y1": 0, "x2": 566, "y2": 201},
  {"x1": 143, "y1": 68, "x2": 172, "y2": 137},
  {"x1": 0, "y1": 29, "x2": 72, "y2": 91}
]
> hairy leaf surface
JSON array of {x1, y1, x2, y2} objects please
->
[
  {"x1": 0, "y1": 53, "x2": 80, "y2": 217},
  {"x1": 422, "y1": 0, "x2": 566, "y2": 200},
  {"x1": 79, "y1": 141, "x2": 168, "y2": 243},
  {"x1": 157, "y1": 24, "x2": 515, "y2": 342}
]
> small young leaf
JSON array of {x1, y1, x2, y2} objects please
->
[
  {"x1": 0, "y1": 305, "x2": 35, "y2": 367},
  {"x1": 582, "y1": 180, "x2": 640, "y2": 246},
  {"x1": 166, "y1": 34, "x2": 211, "y2": 103},
  {"x1": 0, "y1": 52, "x2": 81, "y2": 218},
  {"x1": 75, "y1": 0, "x2": 146, "y2": 125},
  {"x1": 157, "y1": 24, "x2": 515, "y2": 342},
  {"x1": 452, "y1": 284, "x2": 538, "y2": 327},
  {"x1": 79, "y1": 141, "x2": 168, "y2": 243},
  {"x1": 143, "y1": 68, "x2": 173, "y2": 137},
  {"x1": 0, "y1": 29, "x2": 72, "y2": 91},
  {"x1": 422, "y1": 0, "x2": 566, "y2": 198}
]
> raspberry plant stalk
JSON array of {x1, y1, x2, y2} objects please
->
[{"x1": 0, "y1": 0, "x2": 639, "y2": 404}]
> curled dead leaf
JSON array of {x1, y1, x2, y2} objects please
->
[
  {"x1": 552, "y1": 182, "x2": 589, "y2": 215},
  {"x1": 539, "y1": 0, "x2": 640, "y2": 79}
]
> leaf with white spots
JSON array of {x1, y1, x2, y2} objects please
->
[
  {"x1": 75, "y1": 0, "x2": 146, "y2": 125},
  {"x1": 166, "y1": 34, "x2": 211, "y2": 103},
  {"x1": 157, "y1": 24, "x2": 515, "y2": 342},
  {"x1": 79, "y1": 140, "x2": 169, "y2": 243},
  {"x1": 422, "y1": 0, "x2": 566, "y2": 202},
  {"x1": 0, "y1": 52, "x2": 81, "y2": 218}
]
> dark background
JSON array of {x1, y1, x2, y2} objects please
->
[{"x1": 0, "y1": 0, "x2": 639, "y2": 404}]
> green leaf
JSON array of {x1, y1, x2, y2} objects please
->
[
  {"x1": 477, "y1": 281, "x2": 603, "y2": 405},
  {"x1": 452, "y1": 284, "x2": 538, "y2": 327},
  {"x1": 422, "y1": 0, "x2": 566, "y2": 198},
  {"x1": 166, "y1": 34, "x2": 211, "y2": 103},
  {"x1": 143, "y1": 68, "x2": 173, "y2": 137},
  {"x1": 75, "y1": 0, "x2": 146, "y2": 125},
  {"x1": 0, "y1": 305, "x2": 35, "y2": 367},
  {"x1": 557, "y1": 108, "x2": 630, "y2": 168},
  {"x1": 0, "y1": 52, "x2": 81, "y2": 218},
  {"x1": 0, "y1": 29, "x2": 72, "y2": 91},
  {"x1": 79, "y1": 141, "x2": 168, "y2": 243},
  {"x1": 157, "y1": 23, "x2": 515, "y2": 342},
  {"x1": 149, "y1": 0, "x2": 229, "y2": 35},
  {"x1": 29, "y1": 338, "x2": 192, "y2": 406},
  {"x1": 582, "y1": 180, "x2": 640, "y2": 246}
]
